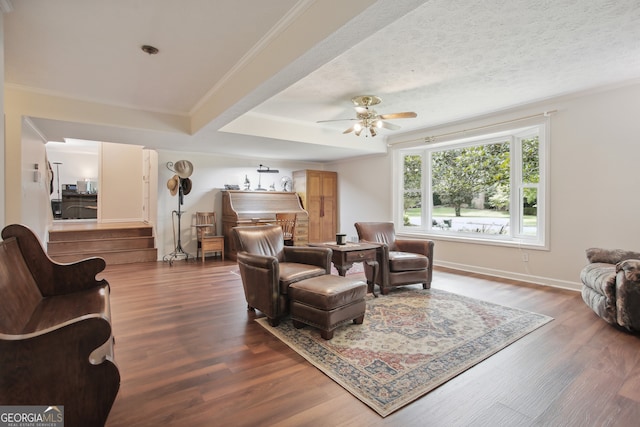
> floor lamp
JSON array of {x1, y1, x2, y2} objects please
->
[
  {"x1": 52, "y1": 162, "x2": 62, "y2": 219},
  {"x1": 163, "y1": 160, "x2": 194, "y2": 265}
]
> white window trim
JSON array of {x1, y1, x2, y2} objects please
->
[{"x1": 393, "y1": 118, "x2": 550, "y2": 250}]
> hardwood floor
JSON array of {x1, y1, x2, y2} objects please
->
[{"x1": 102, "y1": 261, "x2": 640, "y2": 426}]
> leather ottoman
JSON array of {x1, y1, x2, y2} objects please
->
[{"x1": 289, "y1": 275, "x2": 367, "y2": 340}]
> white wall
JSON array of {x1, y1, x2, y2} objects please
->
[
  {"x1": 328, "y1": 153, "x2": 392, "y2": 242},
  {"x1": 20, "y1": 119, "x2": 51, "y2": 242},
  {"x1": 0, "y1": 14, "x2": 5, "y2": 228},
  {"x1": 155, "y1": 150, "x2": 321, "y2": 260},
  {"x1": 100, "y1": 142, "x2": 144, "y2": 222},
  {"x1": 142, "y1": 149, "x2": 158, "y2": 227},
  {"x1": 329, "y1": 82, "x2": 640, "y2": 290}
]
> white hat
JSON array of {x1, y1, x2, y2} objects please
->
[{"x1": 174, "y1": 160, "x2": 193, "y2": 179}]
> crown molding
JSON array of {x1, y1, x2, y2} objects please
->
[
  {"x1": 23, "y1": 117, "x2": 48, "y2": 143},
  {"x1": 189, "y1": 0, "x2": 316, "y2": 115}
]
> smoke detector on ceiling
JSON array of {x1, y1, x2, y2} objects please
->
[{"x1": 141, "y1": 45, "x2": 159, "y2": 55}]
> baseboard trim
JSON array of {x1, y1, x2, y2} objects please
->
[{"x1": 435, "y1": 260, "x2": 581, "y2": 292}]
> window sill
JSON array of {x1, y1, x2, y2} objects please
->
[{"x1": 396, "y1": 229, "x2": 549, "y2": 251}]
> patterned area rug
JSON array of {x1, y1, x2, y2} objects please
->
[{"x1": 256, "y1": 287, "x2": 553, "y2": 417}]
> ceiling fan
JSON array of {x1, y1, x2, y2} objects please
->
[{"x1": 317, "y1": 95, "x2": 417, "y2": 137}]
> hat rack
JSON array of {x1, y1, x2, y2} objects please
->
[{"x1": 163, "y1": 160, "x2": 194, "y2": 265}]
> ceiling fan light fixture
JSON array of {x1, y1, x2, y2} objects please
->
[
  {"x1": 352, "y1": 95, "x2": 382, "y2": 107},
  {"x1": 317, "y1": 94, "x2": 417, "y2": 138}
]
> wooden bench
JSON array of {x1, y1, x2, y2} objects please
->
[{"x1": 0, "y1": 224, "x2": 119, "y2": 427}]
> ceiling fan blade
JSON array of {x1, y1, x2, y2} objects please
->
[
  {"x1": 378, "y1": 112, "x2": 417, "y2": 120},
  {"x1": 379, "y1": 121, "x2": 401, "y2": 130},
  {"x1": 317, "y1": 118, "x2": 358, "y2": 123},
  {"x1": 343, "y1": 125, "x2": 356, "y2": 134}
]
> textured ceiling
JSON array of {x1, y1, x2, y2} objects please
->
[
  {"x1": 5, "y1": 0, "x2": 640, "y2": 162},
  {"x1": 253, "y1": 0, "x2": 640, "y2": 131}
]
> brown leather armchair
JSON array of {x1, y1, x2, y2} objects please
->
[
  {"x1": 233, "y1": 225, "x2": 332, "y2": 326},
  {"x1": 355, "y1": 222, "x2": 434, "y2": 295}
]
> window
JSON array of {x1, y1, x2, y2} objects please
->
[{"x1": 395, "y1": 122, "x2": 547, "y2": 248}]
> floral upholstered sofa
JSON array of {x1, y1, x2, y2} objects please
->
[{"x1": 580, "y1": 248, "x2": 640, "y2": 333}]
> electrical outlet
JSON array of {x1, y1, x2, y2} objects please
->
[{"x1": 522, "y1": 253, "x2": 529, "y2": 262}]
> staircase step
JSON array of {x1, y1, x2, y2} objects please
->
[
  {"x1": 48, "y1": 236, "x2": 155, "y2": 254},
  {"x1": 47, "y1": 222, "x2": 157, "y2": 265},
  {"x1": 48, "y1": 225, "x2": 153, "y2": 242},
  {"x1": 49, "y1": 248, "x2": 158, "y2": 265}
]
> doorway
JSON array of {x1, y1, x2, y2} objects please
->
[{"x1": 46, "y1": 139, "x2": 100, "y2": 221}]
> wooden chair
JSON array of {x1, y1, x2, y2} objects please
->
[
  {"x1": 195, "y1": 212, "x2": 224, "y2": 262},
  {"x1": 275, "y1": 213, "x2": 297, "y2": 246}
]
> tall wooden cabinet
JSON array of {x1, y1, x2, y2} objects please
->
[{"x1": 293, "y1": 170, "x2": 337, "y2": 243}]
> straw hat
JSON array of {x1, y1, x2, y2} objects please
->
[
  {"x1": 174, "y1": 160, "x2": 193, "y2": 179},
  {"x1": 167, "y1": 175, "x2": 180, "y2": 196}
]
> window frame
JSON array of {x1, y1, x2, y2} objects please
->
[{"x1": 393, "y1": 119, "x2": 549, "y2": 250}]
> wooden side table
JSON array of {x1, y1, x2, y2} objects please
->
[
  {"x1": 200, "y1": 235, "x2": 224, "y2": 262},
  {"x1": 308, "y1": 242, "x2": 380, "y2": 297},
  {"x1": 193, "y1": 224, "x2": 224, "y2": 263}
]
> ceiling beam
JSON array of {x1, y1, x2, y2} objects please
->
[{"x1": 189, "y1": 0, "x2": 376, "y2": 134}]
